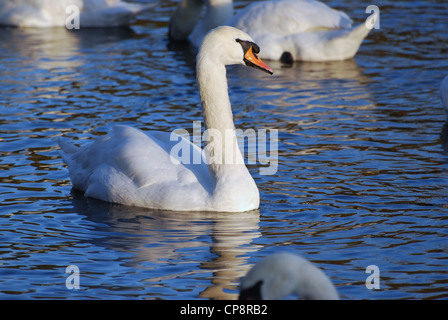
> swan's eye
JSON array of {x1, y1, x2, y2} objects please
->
[
  {"x1": 236, "y1": 38, "x2": 273, "y2": 75},
  {"x1": 251, "y1": 43, "x2": 260, "y2": 54},
  {"x1": 235, "y1": 39, "x2": 258, "y2": 55}
]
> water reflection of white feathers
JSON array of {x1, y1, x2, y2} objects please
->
[
  {"x1": 0, "y1": 26, "x2": 135, "y2": 139},
  {"x1": 0, "y1": 26, "x2": 135, "y2": 93},
  {"x1": 233, "y1": 58, "x2": 372, "y2": 110},
  {"x1": 1, "y1": 28, "x2": 84, "y2": 84},
  {"x1": 71, "y1": 191, "x2": 261, "y2": 300}
]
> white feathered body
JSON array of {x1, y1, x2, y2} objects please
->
[{"x1": 59, "y1": 125, "x2": 216, "y2": 211}]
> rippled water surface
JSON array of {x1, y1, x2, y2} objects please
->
[{"x1": 1, "y1": 0, "x2": 448, "y2": 300}]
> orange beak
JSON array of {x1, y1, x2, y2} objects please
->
[{"x1": 244, "y1": 46, "x2": 274, "y2": 75}]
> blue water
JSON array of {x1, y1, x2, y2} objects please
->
[{"x1": 1, "y1": 0, "x2": 448, "y2": 300}]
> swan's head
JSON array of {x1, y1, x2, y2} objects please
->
[
  {"x1": 197, "y1": 26, "x2": 273, "y2": 75},
  {"x1": 239, "y1": 252, "x2": 339, "y2": 300}
]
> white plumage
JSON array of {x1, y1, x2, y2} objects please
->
[
  {"x1": 169, "y1": 0, "x2": 377, "y2": 62},
  {"x1": 59, "y1": 26, "x2": 273, "y2": 212}
]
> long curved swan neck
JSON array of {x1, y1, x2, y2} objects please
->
[
  {"x1": 197, "y1": 59, "x2": 233, "y2": 132},
  {"x1": 196, "y1": 54, "x2": 244, "y2": 169}
]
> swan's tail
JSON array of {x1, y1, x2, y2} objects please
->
[
  {"x1": 324, "y1": 10, "x2": 378, "y2": 60},
  {"x1": 58, "y1": 137, "x2": 78, "y2": 154},
  {"x1": 57, "y1": 137, "x2": 79, "y2": 178},
  {"x1": 349, "y1": 10, "x2": 379, "y2": 41}
]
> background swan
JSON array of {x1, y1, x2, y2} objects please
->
[
  {"x1": 169, "y1": 0, "x2": 377, "y2": 62},
  {"x1": 0, "y1": 0, "x2": 155, "y2": 27},
  {"x1": 169, "y1": 0, "x2": 233, "y2": 44},
  {"x1": 239, "y1": 252, "x2": 339, "y2": 300},
  {"x1": 58, "y1": 26, "x2": 273, "y2": 212}
]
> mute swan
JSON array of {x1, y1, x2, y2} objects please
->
[
  {"x1": 169, "y1": 0, "x2": 233, "y2": 45},
  {"x1": 239, "y1": 252, "x2": 339, "y2": 300},
  {"x1": 58, "y1": 26, "x2": 273, "y2": 212},
  {"x1": 0, "y1": 0, "x2": 154, "y2": 27},
  {"x1": 169, "y1": 0, "x2": 377, "y2": 62},
  {"x1": 441, "y1": 75, "x2": 448, "y2": 113}
]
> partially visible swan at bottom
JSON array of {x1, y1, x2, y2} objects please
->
[
  {"x1": 169, "y1": 0, "x2": 378, "y2": 62},
  {"x1": 58, "y1": 26, "x2": 273, "y2": 212},
  {"x1": 239, "y1": 252, "x2": 339, "y2": 300},
  {"x1": 0, "y1": 0, "x2": 155, "y2": 27}
]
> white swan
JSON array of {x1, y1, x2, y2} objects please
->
[
  {"x1": 239, "y1": 252, "x2": 339, "y2": 300},
  {"x1": 0, "y1": 0, "x2": 155, "y2": 27},
  {"x1": 169, "y1": 0, "x2": 377, "y2": 62},
  {"x1": 169, "y1": 0, "x2": 233, "y2": 46},
  {"x1": 441, "y1": 75, "x2": 448, "y2": 114},
  {"x1": 58, "y1": 26, "x2": 273, "y2": 212}
]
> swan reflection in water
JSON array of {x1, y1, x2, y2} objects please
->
[{"x1": 70, "y1": 190, "x2": 261, "y2": 300}]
